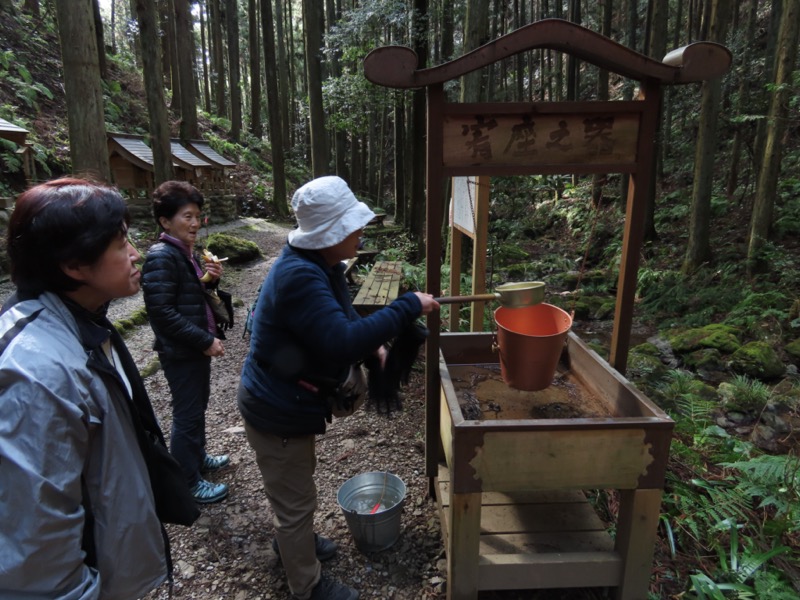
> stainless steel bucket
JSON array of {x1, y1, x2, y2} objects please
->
[{"x1": 337, "y1": 471, "x2": 406, "y2": 553}]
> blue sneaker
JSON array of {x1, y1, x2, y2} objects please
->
[
  {"x1": 201, "y1": 454, "x2": 230, "y2": 473},
  {"x1": 191, "y1": 479, "x2": 229, "y2": 504}
]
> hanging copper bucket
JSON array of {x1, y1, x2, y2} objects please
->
[{"x1": 494, "y1": 303, "x2": 572, "y2": 391}]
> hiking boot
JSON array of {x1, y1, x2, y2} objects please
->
[
  {"x1": 273, "y1": 533, "x2": 338, "y2": 561},
  {"x1": 191, "y1": 479, "x2": 229, "y2": 504},
  {"x1": 201, "y1": 453, "x2": 230, "y2": 473},
  {"x1": 303, "y1": 573, "x2": 358, "y2": 600}
]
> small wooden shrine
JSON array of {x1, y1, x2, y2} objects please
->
[
  {"x1": 364, "y1": 18, "x2": 731, "y2": 600},
  {"x1": 0, "y1": 117, "x2": 36, "y2": 185},
  {"x1": 182, "y1": 139, "x2": 236, "y2": 192},
  {"x1": 169, "y1": 139, "x2": 214, "y2": 188},
  {"x1": 107, "y1": 132, "x2": 156, "y2": 196}
]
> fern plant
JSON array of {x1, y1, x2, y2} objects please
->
[
  {"x1": 684, "y1": 523, "x2": 790, "y2": 599},
  {"x1": 722, "y1": 454, "x2": 800, "y2": 533}
]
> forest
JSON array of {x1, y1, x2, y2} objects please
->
[{"x1": 1, "y1": 0, "x2": 799, "y2": 598}]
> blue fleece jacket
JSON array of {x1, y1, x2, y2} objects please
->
[{"x1": 238, "y1": 244, "x2": 422, "y2": 436}]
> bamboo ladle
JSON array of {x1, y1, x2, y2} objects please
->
[{"x1": 435, "y1": 281, "x2": 545, "y2": 309}]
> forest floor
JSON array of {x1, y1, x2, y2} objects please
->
[{"x1": 104, "y1": 217, "x2": 623, "y2": 600}]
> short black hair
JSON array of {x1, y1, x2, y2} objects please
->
[
  {"x1": 7, "y1": 177, "x2": 130, "y2": 295},
  {"x1": 152, "y1": 180, "x2": 205, "y2": 228}
]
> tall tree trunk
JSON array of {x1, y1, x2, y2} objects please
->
[
  {"x1": 565, "y1": 0, "x2": 580, "y2": 100},
  {"x1": 619, "y1": 0, "x2": 639, "y2": 208},
  {"x1": 91, "y1": 0, "x2": 107, "y2": 79},
  {"x1": 261, "y1": 0, "x2": 287, "y2": 215},
  {"x1": 248, "y1": 0, "x2": 262, "y2": 138},
  {"x1": 591, "y1": 0, "x2": 612, "y2": 207},
  {"x1": 682, "y1": 0, "x2": 731, "y2": 274},
  {"x1": 753, "y1": 0, "x2": 783, "y2": 188},
  {"x1": 210, "y1": 0, "x2": 226, "y2": 117},
  {"x1": 725, "y1": 0, "x2": 757, "y2": 199},
  {"x1": 199, "y1": 0, "x2": 212, "y2": 112},
  {"x1": 54, "y1": 0, "x2": 110, "y2": 181},
  {"x1": 642, "y1": 0, "x2": 668, "y2": 242},
  {"x1": 175, "y1": 0, "x2": 198, "y2": 139},
  {"x1": 274, "y1": 0, "x2": 292, "y2": 149},
  {"x1": 747, "y1": 0, "x2": 799, "y2": 276},
  {"x1": 461, "y1": 0, "x2": 490, "y2": 102},
  {"x1": 109, "y1": 0, "x2": 116, "y2": 54},
  {"x1": 393, "y1": 91, "x2": 406, "y2": 225},
  {"x1": 164, "y1": 0, "x2": 179, "y2": 107},
  {"x1": 410, "y1": 0, "x2": 428, "y2": 255},
  {"x1": 326, "y1": 0, "x2": 347, "y2": 178},
  {"x1": 134, "y1": 0, "x2": 173, "y2": 184},
  {"x1": 225, "y1": 0, "x2": 242, "y2": 140},
  {"x1": 302, "y1": 0, "x2": 329, "y2": 175}
]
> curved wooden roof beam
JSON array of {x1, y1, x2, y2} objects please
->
[{"x1": 364, "y1": 18, "x2": 731, "y2": 89}]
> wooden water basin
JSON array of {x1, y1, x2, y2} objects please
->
[{"x1": 436, "y1": 331, "x2": 673, "y2": 600}]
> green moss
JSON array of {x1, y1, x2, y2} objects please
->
[
  {"x1": 784, "y1": 338, "x2": 800, "y2": 362},
  {"x1": 203, "y1": 233, "x2": 262, "y2": 264},
  {"x1": 667, "y1": 324, "x2": 741, "y2": 355},
  {"x1": 113, "y1": 306, "x2": 149, "y2": 337},
  {"x1": 729, "y1": 341, "x2": 785, "y2": 380},
  {"x1": 139, "y1": 356, "x2": 161, "y2": 379},
  {"x1": 627, "y1": 352, "x2": 667, "y2": 387},
  {"x1": 631, "y1": 342, "x2": 661, "y2": 357},
  {"x1": 682, "y1": 348, "x2": 725, "y2": 372}
]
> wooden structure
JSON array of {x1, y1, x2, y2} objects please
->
[
  {"x1": 0, "y1": 117, "x2": 36, "y2": 183},
  {"x1": 169, "y1": 139, "x2": 213, "y2": 188},
  {"x1": 352, "y1": 260, "x2": 403, "y2": 314},
  {"x1": 183, "y1": 139, "x2": 236, "y2": 192},
  {"x1": 364, "y1": 18, "x2": 731, "y2": 600},
  {"x1": 107, "y1": 132, "x2": 156, "y2": 196}
]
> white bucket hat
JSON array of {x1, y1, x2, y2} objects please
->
[{"x1": 288, "y1": 176, "x2": 376, "y2": 250}]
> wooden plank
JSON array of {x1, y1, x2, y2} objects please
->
[
  {"x1": 352, "y1": 260, "x2": 403, "y2": 311},
  {"x1": 471, "y1": 429, "x2": 655, "y2": 491},
  {"x1": 478, "y1": 531, "x2": 614, "y2": 556},
  {"x1": 438, "y1": 480, "x2": 589, "y2": 507},
  {"x1": 477, "y1": 551, "x2": 622, "y2": 590},
  {"x1": 477, "y1": 501, "x2": 607, "y2": 535},
  {"x1": 448, "y1": 491, "x2": 482, "y2": 600},
  {"x1": 614, "y1": 488, "x2": 663, "y2": 600}
]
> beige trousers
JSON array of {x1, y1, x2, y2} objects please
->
[{"x1": 244, "y1": 422, "x2": 320, "y2": 600}]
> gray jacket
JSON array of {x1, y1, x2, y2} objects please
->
[{"x1": 0, "y1": 292, "x2": 167, "y2": 599}]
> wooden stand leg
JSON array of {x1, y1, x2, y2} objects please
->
[
  {"x1": 614, "y1": 488, "x2": 664, "y2": 600},
  {"x1": 447, "y1": 491, "x2": 482, "y2": 600}
]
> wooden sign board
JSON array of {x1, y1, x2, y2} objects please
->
[{"x1": 442, "y1": 109, "x2": 640, "y2": 171}]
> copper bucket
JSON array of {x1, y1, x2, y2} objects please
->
[{"x1": 494, "y1": 303, "x2": 572, "y2": 391}]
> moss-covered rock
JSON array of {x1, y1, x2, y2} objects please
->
[
  {"x1": 566, "y1": 295, "x2": 608, "y2": 320},
  {"x1": 561, "y1": 269, "x2": 612, "y2": 292},
  {"x1": 203, "y1": 233, "x2": 262, "y2": 264},
  {"x1": 595, "y1": 300, "x2": 615, "y2": 320},
  {"x1": 682, "y1": 348, "x2": 725, "y2": 372},
  {"x1": 729, "y1": 341, "x2": 785, "y2": 380},
  {"x1": 784, "y1": 338, "x2": 800, "y2": 363},
  {"x1": 666, "y1": 324, "x2": 741, "y2": 354},
  {"x1": 113, "y1": 306, "x2": 149, "y2": 337},
  {"x1": 627, "y1": 343, "x2": 668, "y2": 387}
]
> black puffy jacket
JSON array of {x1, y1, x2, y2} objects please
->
[{"x1": 142, "y1": 240, "x2": 217, "y2": 360}]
